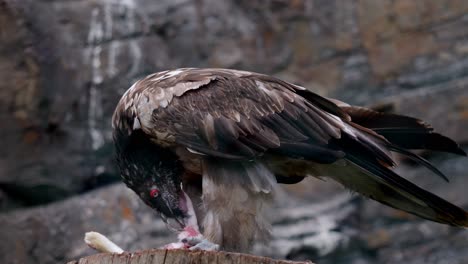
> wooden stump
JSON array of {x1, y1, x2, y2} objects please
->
[{"x1": 67, "y1": 249, "x2": 313, "y2": 264}]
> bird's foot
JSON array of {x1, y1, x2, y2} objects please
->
[
  {"x1": 179, "y1": 226, "x2": 220, "y2": 251},
  {"x1": 161, "y1": 226, "x2": 219, "y2": 251},
  {"x1": 161, "y1": 191, "x2": 219, "y2": 250},
  {"x1": 161, "y1": 226, "x2": 203, "y2": 250},
  {"x1": 183, "y1": 236, "x2": 220, "y2": 251},
  {"x1": 161, "y1": 241, "x2": 187, "y2": 249},
  {"x1": 161, "y1": 237, "x2": 219, "y2": 251}
]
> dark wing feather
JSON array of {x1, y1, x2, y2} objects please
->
[
  {"x1": 340, "y1": 105, "x2": 465, "y2": 182},
  {"x1": 342, "y1": 105, "x2": 430, "y2": 129},
  {"x1": 342, "y1": 106, "x2": 466, "y2": 155},
  {"x1": 345, "y1": 154, "x2": 468, "y2": 227},
  {"x1": 389, "y1": 144, "x2": 449, "y2": 182},
  {"x1": 325, "y1": 133, "x2": 468, "y2": 227},
  {"x1": 295, "y1": 89, "x2": 351, "y2": 121},
  {"x1": 379, "y1": 131, "x2": 466, "y2": 156},
  {"x1": 151, "y1": 73, "x2": 346, "y2": 163}
]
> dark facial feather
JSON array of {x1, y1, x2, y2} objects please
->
[{"x1": 114, "y1": 129, "x2": 185, "y2": 220}]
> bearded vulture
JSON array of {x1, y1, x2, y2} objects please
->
[{"x1": 112, "y1": 68, "x2": 467, "y2": 252}]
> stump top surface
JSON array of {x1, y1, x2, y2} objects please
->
[{"x1": 67, "y1": 249, "x2": 314, "y2": 264}]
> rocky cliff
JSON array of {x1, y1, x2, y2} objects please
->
[{"x1": 1, "y1": 0, "x2": 467, "y2": 263}]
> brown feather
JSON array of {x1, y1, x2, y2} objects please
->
[{"x1": 112, "y1": 68, "x2": 468, "y2": 254}]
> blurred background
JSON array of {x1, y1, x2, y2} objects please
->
[{"x1": 1, "y1": 0, "x2": 467, "y2": 263}]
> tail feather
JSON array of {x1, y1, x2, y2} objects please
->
[
  {"x1": 342, "y1": 106, "x2": 430, "y2": 130},
  {"x1": 378, "y1": 130, "x2": 466, "y2": 156},
  {"x1": 342, "y1": 106, "x2": 466, "y2": 156},
  {"x1": 389, "y1": 144, "x2": 449, "y2": 182},
  {"x1": 302, "y1": 99, "x2": 468, "y2": 227},
  {"x1": 319, "y1": 158, "x2": 468, "y2": 227},
  {"x1": 350, "y1": 154, "x2": 468, "y2": 227},
  {"x1": 323, "y1": 129, "x2": 468, "y2": 227}
]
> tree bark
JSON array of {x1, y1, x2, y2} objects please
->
[{"x1": 67, "y1": 249, "x2": 313, "y2": 264}]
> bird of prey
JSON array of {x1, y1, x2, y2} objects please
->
[{"x1": 112, "y1": 68, "x2": 467, "y2": 252}]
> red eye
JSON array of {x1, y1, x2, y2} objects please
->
[{"x1": 150, "y1": 188, "x2": 159, "y2": 198}]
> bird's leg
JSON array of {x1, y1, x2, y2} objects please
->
[
  {"x1": 183, "y1": 236, "x2": 220, "y2": 251},
  {"x1": 180, "y1": 191, "x2": 220, "y2": 251},
  {"x1": 161, "y1": 191, "x2": 219, "y2": 251},
  {"x1": 163, "y1": 191, "x2": 202, "y2": 249}
]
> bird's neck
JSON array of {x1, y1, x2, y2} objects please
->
[{"x1": 114, "y1": 129, "x2": 183, "y2": 189}]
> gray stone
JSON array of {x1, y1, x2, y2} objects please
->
[{"x1": 1, "y1": 0, "x2": 467, "y2": 263}]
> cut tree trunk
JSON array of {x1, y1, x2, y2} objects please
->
[{"x1": 67, "y1": 249, "x2": 313, "y2": 264}]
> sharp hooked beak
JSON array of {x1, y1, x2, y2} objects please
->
[
  {"x1": 157, "y1": 192, "x2": 187, "y2": 231},
  {"x1": 158, "y1": 211, "x2": 185, "y2": 231}
]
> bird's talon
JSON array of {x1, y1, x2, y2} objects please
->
[
  {"x1": 161, "y1": 242, "x2": 186, "y2": 249},
  {"x1": 187, "y1": 238, "x2": 220, "y2": 251}
]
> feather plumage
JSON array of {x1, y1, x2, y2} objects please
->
[
  {"x1": 113, "y1": 68, "x2": 468, "y2": 253},
  {"x1": 341, "y1": 105, "x2": 466, "y2": 156}
]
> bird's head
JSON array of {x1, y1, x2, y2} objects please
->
[
  {"x1": 133, "y1": 170, "x2": 188, "y2": 229},
  {"x1": 114, "y1": 129, "x2": 189, "y2": 230}
]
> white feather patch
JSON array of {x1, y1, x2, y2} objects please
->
[
  {"x1": 132, "y1": 117, "x2": 141, "y2": 130},
  {"x1": 187, "y1": 147, "x2": 206, "y2": 155}
]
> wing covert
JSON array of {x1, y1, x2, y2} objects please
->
[{"x1": 148, "y1": 72, "x2": 347, "y2": 163}]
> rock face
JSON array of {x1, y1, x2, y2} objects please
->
[{"x1": 0, "y1": 0, "x2": 467, "y2": 263}]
